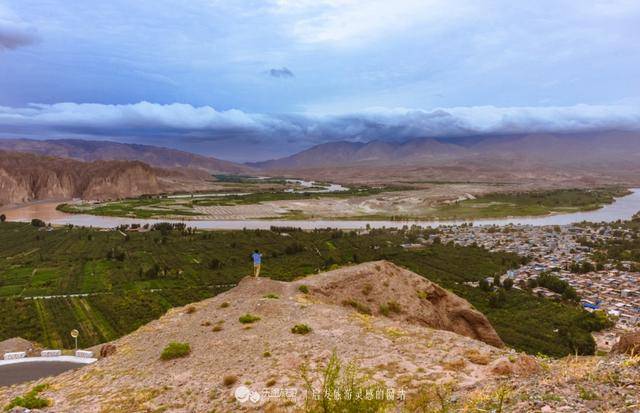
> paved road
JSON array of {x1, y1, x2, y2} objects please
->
[{"x1": 0, "y1": 361, "x2": 83, "y2": 386}]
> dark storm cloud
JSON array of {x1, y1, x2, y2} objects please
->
[
  {"x1": 0, "y1": 20, "x2": 38, "y2": 50},
  {"x1": 268, "y1": 67, "x2": 294, "y2": 78},
  {"x1": 0, "y1": 102, "x2": 639, "y2": 153}
]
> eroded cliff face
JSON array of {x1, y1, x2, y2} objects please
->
[{"x1": 0, "y1": 150, "x2": 163, "y2": 205}]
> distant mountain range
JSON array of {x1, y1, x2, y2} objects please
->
[
  {"x1": 250, "y1": 130, "x2": 640, "y2": 170},
  {"x1": 0, "y1": 138, "x2": 250, "y2": 174}
]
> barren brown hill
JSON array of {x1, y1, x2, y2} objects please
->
[
  {"x1": 0, "y1": 150, "x2": 204, "y2": 204},
  {"x1": 1, "y1": 261, "x2": 638, "y2": 412},
  {"x1": 0, "y1": 261, "x2": 510, "y2": 412},
  {"x1": 302, "y1": 261, "x2": 504, "y2": 347},
  {"x1": 0, "y1": 138, "x2": 250, "y2": 174},
  {"x1": 251, "y1": 131, "x2": 640, "y2": 186}
]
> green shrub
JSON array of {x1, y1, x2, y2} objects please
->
[
  {"x1": 291, "y1": 324, "x2": 312, "y2": 335},
  {"x1": 301, "y1": 351, "x2": 389, "y2": 412},
  {"x1": 30, "y1": 218, "x2": 46, "y2": 228},
  {"x1": 298, "y1": 285, "x2": 309, "y2": 294},
  {"x1": 578, "y1": 386, "x2": 599, "y2": 400},
  {"x1": 160, "y1": 342, "x2": 191, "y2": 360},
  {"x1": 219, "y1": 302, "x2": 230, "y2": 308},
  {"x1": 4, "y1": 384, "x2": 50, "y2": 410},
  {"x1": 342, "y1": 299, "x2": 372, "y2": 315},
  {"x1": 263, "y1": 293, "x2": 279, "y2": 299},
  {"x1": 503, "y1": 278, "x2": 514, "y2": 290},
  {"x1": 239, "y1": 314, "x2": 261, "y2": 324},
  {"x1": 379, "y1": 301, "x2": 401, "y2": 317}
]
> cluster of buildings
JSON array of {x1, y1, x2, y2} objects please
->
[{"x1": 435, "y1": 223, "x2": 640, "y2": 339}]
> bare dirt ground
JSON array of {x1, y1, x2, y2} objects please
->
[
  {"x1": 1, "y1": 262, "x2": 637, "y2": 412},
  {"x1": 0, "y1": 262, "x2": 514, "y2": 412},
  {"x1": 166, "y1": 183, "x2": 520, "y2": 220},
  {"x1": 264, "y1": 184, "x2": 508, "y2": 219}
]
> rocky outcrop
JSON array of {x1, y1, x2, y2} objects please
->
[
  {"x1": 0, "y1": 150, "x2": 167, "y2": 204},
  {"x1": 99, "y1": 344, "x2": 117, "y2": 358},
  {"x1": 297, "y1": 260, "x2": 504, "y2": 347},
  {"x1": 612, "y1": 330, "x2": 640, "y2": 355}
]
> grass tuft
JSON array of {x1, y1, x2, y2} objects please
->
[
  {"x1": 160, "y1": 342, "x2": 191, "y2": 360},
  {"x1": 4, "y1": 384, "x2": 51, "y2": 411},
  {"x1": 291, "y1": 324, "x2": 312, "y2": 335},
  {"x1": 239, "y1": 313, "x2": 261, "y2": 324}
]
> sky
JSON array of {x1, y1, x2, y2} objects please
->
[{"x1": 0, "y1": 0, "x2": 639, "y2": 162}]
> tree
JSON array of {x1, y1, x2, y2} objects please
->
[
  {"x1": 493, "y1": 274, "x2": 502, "y2": 288},
  {"x1": 478, "y1": 278, "x2": 491, "y2": 292},
  {"x1": 31, "y1": 218, "x2": 45, "y2": 227},
  {"x1": 488, "y1": 289, "x2": 507, "y2": 308},
  {"x1": 0, "y1": 214, "x2": 5, "y2": 222},
  {"x1": 209, "y1": 258, "x2": 222, "y2": 270},
  {"x1": 503, "y1": 278, "x2": 514, "y2": 291}
]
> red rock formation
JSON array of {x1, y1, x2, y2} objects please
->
[{"x1": 0, "y1": 150, "x2": 165, "y2": 204}]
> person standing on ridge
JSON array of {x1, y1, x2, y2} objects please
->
[{"x1": 252, "y1": 249, "x2": 262, "y2": 277}]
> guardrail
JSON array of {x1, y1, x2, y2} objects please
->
[
  {"x1": 3, "y1": 352, "x2": 26, "y2": 360},
  {"x1": 75, "y1": 350, "x2": 93, "y2": 358},
  {"x1": 0, "y1": 355, "x2": 97, "y2": 366}
]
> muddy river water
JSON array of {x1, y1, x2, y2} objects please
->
[{"x1": 1, "y1": 189, "x2": 639, "y2": 230}]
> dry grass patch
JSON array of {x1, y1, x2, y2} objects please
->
[
  {"x1": 464, "y1": 349, "x2": 491, "y2": 365},
  {"x1": 222, "y1": 375, "x2": 238, "y2": 387},
  {"x1": 442, "y1": 357, "x2": 467, "y2": 371}
]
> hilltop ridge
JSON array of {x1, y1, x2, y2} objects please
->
[
  {"x1": 0, "y1": 262, "x2": 510, "y2": 411},
  {"x1": 0, "y1": 261, "x2": 638, "y2": 412}
]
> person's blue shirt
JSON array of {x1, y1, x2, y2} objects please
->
[{"x1": 252, "y1": 252, "x2": 262, "y2": 265}]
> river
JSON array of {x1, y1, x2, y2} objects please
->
[{"x1": 1, "y1": 189, "x2": 639, "y2": 230}]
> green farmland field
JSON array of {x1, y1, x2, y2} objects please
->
[{"x1": 0, "y1": 222, "x2": 606, "y2": 356}]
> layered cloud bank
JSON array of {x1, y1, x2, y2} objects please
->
[{"x1": 1, "y1": 102, "x2": 639, "y2": 160}]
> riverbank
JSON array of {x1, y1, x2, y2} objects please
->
[{"x1": 1, "y1": 188, "x2": 638, "y2": 230}]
